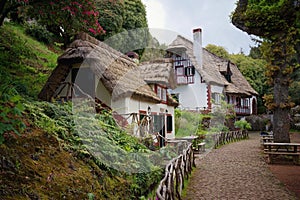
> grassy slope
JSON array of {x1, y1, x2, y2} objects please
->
[
  {"x1": 1, "y1": 128, "x2": 130, "y2": 200},
  {"x1": 0, "y1": 23, "x2": 159, "y2": 199},
  {"x1": 0, "y1": 23, "x2": 58, "y2": 98}
]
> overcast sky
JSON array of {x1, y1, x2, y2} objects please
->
[{"x1": 141, "y1": 0, "x2": 257, "y2": 55}]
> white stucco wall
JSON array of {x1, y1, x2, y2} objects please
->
[
  {"x1": 211, "y1": 84, "x2": 224, "y2": 111},
  {"x1": 123, "y1": 98, "x2": 176, "y2": 139},
  {"x1": 54, "y1": 66, "x2": 176, "y2": 140},
  {"x1": 96, "y1": 80, "x2": 112, "y2": 107},
  {"x1": 250, "y1": 96, "x2": 257, "y2": 115},
  {"x1": 170, "y1": 71, "x2": 207, "y2": 111}
]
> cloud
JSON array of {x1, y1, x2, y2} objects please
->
[
  {"x1": 142, "y1": 0, "x2": 166, "y2": 29},
  {"x1": 142, "y1": 0, "x2": 256, "y2": 54}
]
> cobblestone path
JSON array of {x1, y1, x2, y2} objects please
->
[{"x1": 184, "y1": 132, "x2": 297, "y2": 200}]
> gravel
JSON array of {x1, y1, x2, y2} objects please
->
[{"x1": 184, "y1": 132, "x2": 297, "y2": 200}]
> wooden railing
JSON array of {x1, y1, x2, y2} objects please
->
[
  {"x1": 212, "y1": 130, "x2": 248, "y2": 149},
  {"x1": 155, "y1": 130, "x2": 248, "y2": 199},
  {"x1": 156, "y1": 143, "x2": 194, "y2": 200},
  {"x1": 234, "y1": 106, "x2": 251, "y2": 115}
]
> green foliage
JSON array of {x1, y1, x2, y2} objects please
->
[
  {"x1": 230, "y1": 53, "x2": 267, "y2": 95},
  {"x1": 140, "y1": 38, "x2": 168, "y2": 62},
  {"x1": 290, "y1": 80, "x2": 300, "y2": 105},
  {"x1": 230, "y1": 53, "x2": 269, "y2": 113},
  {"x1": 96, "y1": 0, "x2": 125, "y2": 40},
  {"x1": 175, "y1": 102, "x2": 235, "y2": 138},
  {"x1": 24, "y1": 100, "x2": 163, "y2": 197},
  {"x1": 97, "y1": 0, "x2": 150, "y2": 57},
  {"x1": 249, "y1": 46, "x2": 263, "y2": 59},
  {"x1": 234, "y1": 120, "x2": 252, "y2": 130},
  {"x1": 0, "y1": 80, "x2": 25, "y2": 144},
  {"x1": 0, "y1": 22, "x2": 59, "y2": 98},
  {"x1": 25, "y1": 21, "x2": 54, "y2": 44},
  {"x1": 123, "y1": 0, "x2": 148, "y2": 29},
  {"x1": 175, "y1": 109, "x2": 202, "y2": 137},
  {"x1": 205, "y1": 44, "x2": 230, "y2": 59}
]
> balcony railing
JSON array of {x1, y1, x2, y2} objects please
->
[
  {"x1": 176, "y1": 75, "x2": 194, "y2": 85},
  {"x1": 234, "y1": 106, "x2": 251, "y2": 115}
]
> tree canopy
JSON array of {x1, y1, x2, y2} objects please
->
[
  {"x1": 232, "y1": 0, "x2": 300, "y2": 142},
  {"x1": 97, "y1": 0, "x2": 149, "y2": 56},
  {"x1": 205, "y1": 44, "x2": 230, "y2": 60},
  {"x1": 0, "y1": 0, "x2": 105, "y2": 46}
]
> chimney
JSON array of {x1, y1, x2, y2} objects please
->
[{"x1": 193, "y1": 28, "x2": 203, "y2": 68}]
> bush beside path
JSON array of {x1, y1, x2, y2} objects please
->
[{"x1": 184, "y1": 132, "x2": 297, "y2": 200}]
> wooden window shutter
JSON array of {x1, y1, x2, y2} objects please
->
[
  {"x1": 191, "y1": 66, "x2": 195, "y2": 75},
  {"x1": 167, "y1": 116, "x2": 173, "y2": 132}
]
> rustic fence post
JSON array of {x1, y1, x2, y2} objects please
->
[{"x1": 156, "y1": 143, "x2": 194, "y2": 200}]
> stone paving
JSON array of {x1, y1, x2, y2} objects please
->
[{"x1": 184, "y1": 132, "x2": 297, "y2": 200}]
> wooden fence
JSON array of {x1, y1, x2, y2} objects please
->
[
  {"x1": 156, "y1": 143, "x2": 194, "y2": 200},
  {"x1": 212, "y1": 130, "x2": 248, "y2": 149},
  {"x1": 155, "y1": 130, "x2": 248, "y2": 200}
]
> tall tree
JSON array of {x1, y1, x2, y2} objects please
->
[
  {"x1": 96, "y1": 0, "x2": 149, "y2": 56},
  {"x1": 232, "y1": 0, "x2": 300, "y2": 142},
  {"x1": 96, "y1": 0, "x2": 125, "y2": 41}
]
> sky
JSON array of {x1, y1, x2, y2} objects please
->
[{"x1": 141, "y1": 0, "x2": 257, "y2": 55}]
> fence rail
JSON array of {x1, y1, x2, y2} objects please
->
[
  {"x1": 156, "y1": 143, "x2": 194, "y2": 200},
  {"x1": 212, "y1": 130, "x2": 248, "y2": 149},
  {"x1": 155, "y1": 130, "x2": 248, "y2": 200}
]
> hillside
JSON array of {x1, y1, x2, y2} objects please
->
[{"x1": 0, "y1": 22, "x2": 163, "y2": 199}]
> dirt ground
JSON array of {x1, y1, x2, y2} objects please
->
[{"x1": 269, "y1": 132, "x2": 300, "y2": 199}]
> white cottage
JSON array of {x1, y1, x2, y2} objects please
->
[
  {"x1": 166, "y1": 28, "x2": 258, "y2": 117},
  {"x1": 38, "y1": 33, "x2": 178, "y2": 146}
]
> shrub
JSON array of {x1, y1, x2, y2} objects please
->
[
  {"x1": 25, "y1": 22, "x2": 54, "y2": 44},
  {"x1": 0, "y1": 82, "x2": 25, "y2": 144},
  {"x1": 234, "y1": 119, "x2": 252, "y2": 130}
]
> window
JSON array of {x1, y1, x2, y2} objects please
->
[
  {"x1": 245, "y1": 99, "x2": 249, "y2": 108},
  {"x1": 212, "y1": 93, "x2": 221, "y2": 104},
  {"x1": 157, "y1": 86, "x2": 162, "y2": 100},
  {"x1": 167, "y1": 115, "x2": 173, "y2": 132},
  {"x1": 173, "y1": 54, "x2": 195, "y2": 85},
  {"x1": 175, "y1": 66, "x2": 184, "y2": 76},
  {"x1": 236, "y1": 97, "x2": 241, "y2": 107},
  {"x1": 185, "y1": 66, "x2": 195, "y2": 76},
  {"x1": 225, "y1": 74, "x2": 232, "y2": 83},
  {"x1": 161, "y1": 88, "x2": 167, "y2": 102},
  {"x1": 156, "y1": 85, "x2": 167, "y2": 103}
]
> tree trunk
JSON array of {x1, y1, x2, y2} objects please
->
[
  {"x1": 273, "y1": 108, "x2": 290, "y2": 143},
  {"x1": 0, "y1": 0, "x2": 8, "y2": 26},
  {"x1": 272, "y1": 77, "x2": 291, "y2": 143}
]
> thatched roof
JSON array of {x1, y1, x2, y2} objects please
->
[
  {"x1": 39, "y1": 32, "x2": 162, "y2": 104},
  {"x1": 167, "y1": 35, "x2": 258, "y2": 96},
  {"x1": 225, "y1": 61, "x2": 258, "y2": 96},
  {"x1": 139, "y1": 59, "x2": 177, "y2": 90}
]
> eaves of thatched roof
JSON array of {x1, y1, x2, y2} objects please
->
[
  {"x1": 167, "y1": 35, "x2": 258, "y2": 96},
  {"x1": 39, "y1": 32, "x2": 162, "y2": 104},
  {"x1": 225, "y1": 61, "x2": 258, "y2": 96},
  {"x1": 139, "y1": 58, "x2": 177, "y2": 90}
]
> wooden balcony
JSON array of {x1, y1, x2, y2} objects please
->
[
  {"x1": 234, "y1": 106, "x2": 251, "y2": 115},
  {"x1": 176, "y1": 75, "x2": 194, "y2": 85}
]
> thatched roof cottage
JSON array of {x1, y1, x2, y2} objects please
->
[
  {"x1": 39, "y1": 33, "x2": 178, "y2": 143},
  {"x1": 166, "y1": 28, "x2": 258, "y2": 116}
]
